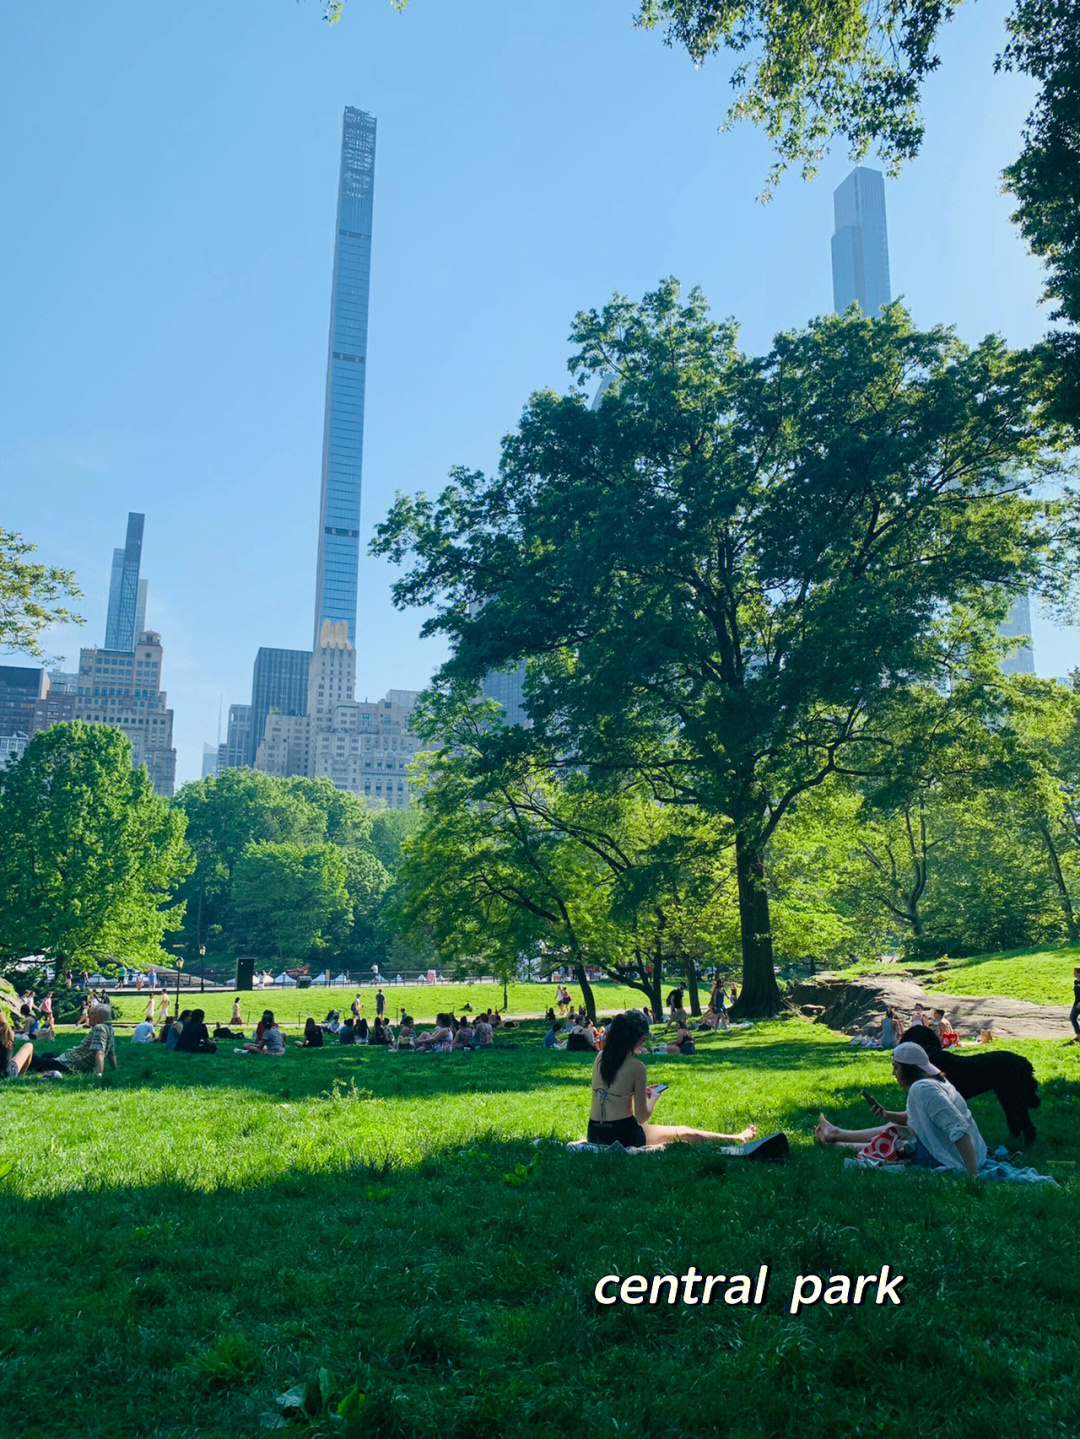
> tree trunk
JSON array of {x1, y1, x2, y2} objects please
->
[
  {"x1": 684, "y1": 960, "x2": 702, "y2": 1017},
  {"x1": 732, "y1": 831, "x2": 782, "y2": 1017},
  {"x1": 574, "y1": 962, "x2": 598, "y2": 1026},
  {"x1": 1037, "y1": 817, "x2": 1079, "y2": 942}
]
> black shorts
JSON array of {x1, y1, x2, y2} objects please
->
[
  {"x1": 28, "y1": 1054, "x2": 72, "y2": 1074},
  {"x1": 587, "y1": 1118, "x2": 648, "y2": 1149},
  {"x1": 678, "y1": 1040, "x2": 696, "y2": 1055}
]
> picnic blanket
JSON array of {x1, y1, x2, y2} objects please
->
[{"x1": 843, "y1": 1156, "x2": 1058, "y2": 1185}]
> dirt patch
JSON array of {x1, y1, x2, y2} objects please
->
[{"x1": 789, "y1": 973, "x2": 1071, "y2": 1042}]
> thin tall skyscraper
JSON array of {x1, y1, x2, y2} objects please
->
[
  {"x1": 831, "y1": 167, "x2": 891, "y2": 318},
  {"x1": 105, "y1": 512, "x2": 145, "y2": 651},
  {"x1": 313, "y1": 107, "x2": 376, "y2": 649}
]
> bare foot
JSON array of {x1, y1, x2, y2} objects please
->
[{"x1": 815, "y1": 1113, "x2": 840, "y2": 1145}]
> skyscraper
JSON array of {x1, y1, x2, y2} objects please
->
[
  {"x1": 248, "y1": 647, "x2": 310, "y2": 766},
  {"x1": 831, "y1": 167, "x2": 891, "y2": 318},
  {"x1": 313, "y1": 107, "x2": 377, "y2": 649},
  {"x1": 104, "y1": 512, "x2": 146, "y2": 651},
  {"x1": 73, "y1": 632, "x2": 177, "y2": 796},
  {"x1": 1000, "y1": 593, "x2": 1036, "y2": 675}
]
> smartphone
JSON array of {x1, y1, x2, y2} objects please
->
[
  {"x1": 650, "y1": 1082, "x2": 669, "y2": 1095},
  {"x1": 862, "y1": 1089, "x2": 883, "y2": 1112}
]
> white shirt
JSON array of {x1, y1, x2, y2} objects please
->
[
  {"x1": 132, "y1": 1021, "x2": 156, "y2": 1043},
  {"x1": 906, "y1": 1077, "x2": 987, "y2": 1172}
]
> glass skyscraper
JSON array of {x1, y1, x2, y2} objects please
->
[
  {"x1": 248, "y1": 648, "x2": 310, "y2": 766},
  {"x1": 105, "y1": 512, "x2": 146, "y2": 651},
  {"x1": 314, "y1": 107, "x2": 376, "y2": 648},
  {"x1": 831, "y1": 167, "x2": 891, "y2": 318}
]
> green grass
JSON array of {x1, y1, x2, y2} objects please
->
[
  {"x1": 108, "y1": 981, "x2": 649, "y2": 1028},
  {"x1": 926, "y1": 945, "x2": 1080, "y2": 1009},
  {"x1": 826, "y1": 943, "x2": 1080, "y2": 1009},
  {"x1": 3, "y1": 1014, "x2": 1079, "y2": 1437}
]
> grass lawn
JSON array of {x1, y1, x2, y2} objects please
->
[
  {"x1": 925, "y1": 945, "x2": 1080, "y2": 1009},
  {"x1": 824, "y1": 943, "x2": 1080, "y2": 1011},
  {"x1": 3, "y1": 1015, "x2": 1079, "y2": 1437},
  {"x1": 107, "y1": 981, "x2": 652, "y2": 1029}
]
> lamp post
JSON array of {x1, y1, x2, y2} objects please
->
[
  {"x1": 175, "y1": 955, "x2": 184, "y2": 1009},
  {"x1": 199, "y1": 944, "x2": 206, "y2": 992}
]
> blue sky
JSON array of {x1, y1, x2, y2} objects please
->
[{"x1": 2, "y1": 0, "x2": 1074, "y2": 784}]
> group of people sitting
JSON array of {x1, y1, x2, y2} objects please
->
[
  {"x1": 545, "y1": 1003, "x2": 700, "y2": 1057},
  {"x1": 879, "y1": 1003, "x2": 961, "y2": 1050}
]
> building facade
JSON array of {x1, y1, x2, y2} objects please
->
[
  {"x1": 217, "y1": 702, "x2": 253, "y2": 773},
  {"x1": 105, "y1": 512, "x2": 146, "y2": 652},
  {"x1": 311, "y1": 689, "x2": 423, "y2": 809},
  {"x1": 0, "y1": 665, "x2": 77, "y2": 758},
  {"x1": 73, "y1": 631, "x2": 177, "y2": 796},
  {"x1": 313, "y1": 107, "x2": 377, "y2": 649},
  {"x1": 248, "y1": 648, "x2": 310, "y2": 766},
  {"x1": 831, "y1": 167, "x2": 891, "y2": 318}
]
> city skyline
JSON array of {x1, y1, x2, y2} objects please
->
[{"x1": 5, "y1": 0, "x2": 1076, "y2": 786}]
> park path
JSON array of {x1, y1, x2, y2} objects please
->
[{"x1": 790, "y1": 973, "x2": 1070, "y2": 1041}]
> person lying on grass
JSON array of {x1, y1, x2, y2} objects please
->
[
  {"x1": 26, "y1": 1002, "x2": 117, "y2": 1078},
  {"x1": 588, "y1": 1011, "x2": 756, "y2": 1150},
  {"x1": 243, "y1": 1013, "x2": 285, "y2": 1056},
  {"x1": 815, "y1": 1041, "x2": 987, "y2": 1176}
]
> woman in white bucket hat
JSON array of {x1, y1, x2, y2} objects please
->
[{"x1": 815, "y1": 1041, "x2": 988, "y2": 1175}]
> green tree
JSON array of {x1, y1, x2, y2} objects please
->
[
  {"x1": 342, "y1": 845, "x2": 392, "y2": 966},
  {"x1": 375, "y1": 285, "x2": 1073, "y2": 1013},
  {"x1": 232, "y1": 842, "x2": 351, "y2": 961},
  {"x1": 999, "y1": 0, "x2": 1080, "y2": 422},
  {"x1": 173, "y1": 769, "x2": 331, "y2": 949},
  {"x1": 0, "y1": 723, "x2": 190, "y2": 975},
  {"x1": 0, "y1": 527, "x2": 82, "y2": 660}
]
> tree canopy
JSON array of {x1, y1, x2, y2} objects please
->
[
  {"x1": 0, "y1": 527, "x2": 82, "y2": 661},
  {"x1": 0, "y1": 723, "x2": 190, "y2": 975},
  {"x1": 375, "y1": 284, "x2": 1075, "y2": 1011}
]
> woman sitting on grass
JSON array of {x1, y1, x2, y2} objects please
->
[
  {"x1": 665, "y1": 1020, "x2": 696, "y2": 1056},
  {"x1": 297, "y1": 1018, "x2": 324, "y2": 1048},
  {"x1": 587, "y1": 1011, "x2": 756, "y2": 1150},
  {"x1": 395, "y1": 1015, "x2": 415, "y2": 1050},
  {"x1": 243, "y1": 1013, "x2": 285, "y2": 1056},
  {"x1": 815, "y1": 1041, "x2": 987, "y2": 1175},
  {"x1": 415, "y1": 1013, "x2": 454, "y2": 1052},
  {"x1": 175, "y1": 1008, "x2": 217, "y2": 1054}
]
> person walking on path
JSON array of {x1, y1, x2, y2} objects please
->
[{"x1": 157, "y1": 991, "x2": 170, "y2": 1024}]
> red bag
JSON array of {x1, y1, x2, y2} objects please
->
[{"x1": 858, "y1": 1125, "x2": 911, "y2": 1164}]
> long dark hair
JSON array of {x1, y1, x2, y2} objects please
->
[{"x1": 599, "y1": 1011, "x2": 650, "y2": 1084}]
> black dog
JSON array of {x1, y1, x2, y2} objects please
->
[{"x1": 900, "y1": 1025, "x2": 1040, "y2": 1145}]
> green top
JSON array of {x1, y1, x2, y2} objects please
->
[{"x1": 57, "y1": 1022, "x2": 115, "y2": 1073}]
